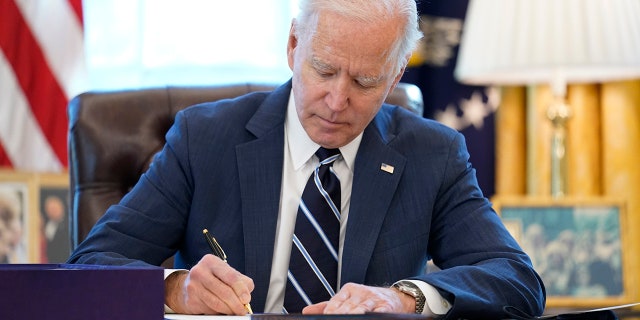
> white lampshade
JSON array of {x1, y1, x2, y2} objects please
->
[{"x1": 455, "y1": 0, "x2": 640, "y2": 95}]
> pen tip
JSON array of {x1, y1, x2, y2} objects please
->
[{"x1": 203, "y1": 229, "x2": 208, "y2": 234}]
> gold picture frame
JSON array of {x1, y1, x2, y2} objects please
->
[
  {"x1": 35, "y1": 172, "x2": 71, "y2": 263},
  {"x1": 0, "y1": 170, "x2": 39, "y2": 263},
  {"x1": 492, "y1": 196, "x2": 633, "y2": 308}
]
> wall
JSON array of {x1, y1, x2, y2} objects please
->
[{"x1": 495, "y1": 79, "x2": 640, "y2": 309}]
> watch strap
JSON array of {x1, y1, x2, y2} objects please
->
[{"x1": 393, "y1": 280, "x2": 426, "y2": 314}]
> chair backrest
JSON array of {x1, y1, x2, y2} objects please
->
[{"x1": 67, "y1": 82, "x2": 423, "y2": 250}]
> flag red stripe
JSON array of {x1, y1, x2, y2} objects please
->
[
  {"x1": 0, "y1": 142, "x2": 13, "y2": 167},
  {"x1": 68, "y1": 0, "x2": 84, "y2": 24},
  {"x1": 0, "y1": 0, "x2": 69, "y2": 167}
]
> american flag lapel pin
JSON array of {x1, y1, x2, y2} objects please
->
[{"x1": 380, "y1": 163, "x2": 394, "y2": 174}]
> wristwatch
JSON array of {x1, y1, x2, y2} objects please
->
[{"x1": 392, "y1": 280, "x2": 426, "y2": 314}]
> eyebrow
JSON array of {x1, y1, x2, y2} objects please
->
[
  {"x1": 356, "y1": 74, "x2": 385, "y2": 87},
  {"x1": 311, "y1": 57, "x2": 335, "y2": 72},
  {"x1": 310, "y1": 57, "x2": 384, "y2": 86}
]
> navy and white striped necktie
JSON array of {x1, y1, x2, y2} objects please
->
[{"x1": 283, "y1": 147, "x2": 341, "y2": 313}]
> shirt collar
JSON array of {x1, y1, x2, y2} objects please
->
[{"x1": 285, "y1": 91, "x2": 361, "y2": 171}]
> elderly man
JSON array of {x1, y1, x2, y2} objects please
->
[{"x1": 68, "y1": 0, "x2": 546, "y2": 318}]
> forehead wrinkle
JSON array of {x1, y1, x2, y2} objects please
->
[{"x1": 309, "y1": 15, "x2": 394, "y2": 79}]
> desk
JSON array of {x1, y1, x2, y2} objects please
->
[
  {"x1": 164, "y1": 307, "x2": 640, "y2": 320},
  {"x1": 165, "y1": 314, "x2": 430, "y2": 320},
  {"x1": 166, "y1": 316, "x2": 248, "y2": 320}
]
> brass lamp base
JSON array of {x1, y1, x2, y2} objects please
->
[{"x1": 547, "y1": 95, "x2": 571, "y2": 198}]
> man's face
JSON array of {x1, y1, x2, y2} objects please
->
[
  {"x1": 45, "y1": 196, "x2": 65, "y2": 222},
  {"x1": 287, "y1": 11, "x2": 405, "y2": 148}
]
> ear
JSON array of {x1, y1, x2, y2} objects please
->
[{"x1": 287, "y1": 20, "x2": 298, "y2": 71}]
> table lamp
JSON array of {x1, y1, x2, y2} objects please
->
[{"x1": 454, "y1": 0, "x2": 640, "y2": 197}]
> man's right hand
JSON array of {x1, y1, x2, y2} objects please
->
[{"x1": 164, "y1": 254, "x2": 254, "y2": 315}]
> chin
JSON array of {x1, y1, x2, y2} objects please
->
[{"x1": 317, "y1": 138, "x2": 348, "y2": 149}]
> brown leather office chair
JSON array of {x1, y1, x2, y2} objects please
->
[{"x1": 67, "y1": 82, "x2": 424, "y2": 255}]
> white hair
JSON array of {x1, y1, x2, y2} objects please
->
[{"x1": 294, "y1": 0, "x2": 423, "y2": 75}]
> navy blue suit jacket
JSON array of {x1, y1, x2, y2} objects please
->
[{"x1": 69, "y1": 81, "x2": 545, "y2": 318}]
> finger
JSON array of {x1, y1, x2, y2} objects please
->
[
  {"x1": 349, "y1": 297, "x2": 376, "y2": 313},
  {"x1": 192, "y1": 286, "x2": 233, "y2": 315},
  {"x1": 324, "y1": 283, "x2": 381, "y2": 314},
  {"x1": 186, "y1": 260, "x2": 234, "y2": 314},
  {"x1": 203, "y1": 254, "x2": 251, "y2": 293},
  {"x1": 323, "y1": 286, "x2": 354, "y2": 313},
  {"x1": 302, "y1": 301, "x2": 329, "y2": 314},
  {"x1": 187, "y1": 255, "x2": 247, "y2": 315},
  {"x1": 372, "y1": 304, "x2": 395, "y2": 313},
  {"x1": 325, "y1": 296, "x2": 369, "y2": 314},
  {"x1": 202, "y1": 255, "x2": 253, "y2": 315},
  {"x1": 181, "y1": 268, "x2": 233, "y2": 315},
  {"x1": 228, "y1": 273, "x2": 254, "y2": 305}
]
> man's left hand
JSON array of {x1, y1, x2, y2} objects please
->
[{"x1": 302, "y1": 282, "x2": 415, "y2": 314}]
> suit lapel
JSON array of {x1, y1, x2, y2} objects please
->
[
  {"x1": 341, "y1": 114, "x2": 406, "y2": 286},
  {"x1": 236, "y1": 82, "x2": 290, "y2": 311}
]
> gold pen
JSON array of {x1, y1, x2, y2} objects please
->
[{"x1": 202, "y1": 229, "x2": 253, "y2": 314}]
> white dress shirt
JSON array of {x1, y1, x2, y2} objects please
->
[{"x1": 263, "y1": 92, "x2": 360, "y2": 312}]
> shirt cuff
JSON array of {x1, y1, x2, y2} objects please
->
[{"x1": 403, "y1": 280, "x2": 452, "y2": 316}]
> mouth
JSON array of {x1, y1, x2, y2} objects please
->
[{"x1": 316, "y1": 115, "x2": 343, "y2": 129}]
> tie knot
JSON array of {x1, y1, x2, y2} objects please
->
[{"x1": 315, "y1": 147, "x2": 340, "y2": 162}]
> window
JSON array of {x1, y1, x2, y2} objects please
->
[{"x1": 83, "y1": 0, "x2": 298, "y2": 90}]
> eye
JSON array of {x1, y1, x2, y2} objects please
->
[
  {"x1": 355, "y1": 80, "x2": 369, "y2": 88},
  {"x1": 355, "y1": 79, "x2": 377, "y2": 89},
  {"x1": 316, "y1": 69, "x2": 334, "y2": 78},
  {"x1": 310, "y1": 59, "x2": 335, "y2": 78}
]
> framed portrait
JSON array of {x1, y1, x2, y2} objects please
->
[
  {"x1": 0, "y1": 170, "x2": 38, "y2": 263},
  {"x1": 492, "y1": 196, "x2": 633, "y2": 308},
  {"x1": 35, "y1": 172, "x2": 71, "y2": 263}
]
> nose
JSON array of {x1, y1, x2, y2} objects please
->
[{"x1": 325, "y1": 77, "x2": 349, "y2": 111}]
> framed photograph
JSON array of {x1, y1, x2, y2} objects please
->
[
  {"x1": 492, "y1": 196, "x2": 633, "y2": 308},
  {"x1": 0, "y1": 170, "x2": 38, "y2": 263},
  {"x1": 35, "y1": 172, "x2": 71, "y2": 263}
]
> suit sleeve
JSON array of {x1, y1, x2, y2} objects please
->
[
  {"x1": 415, "y1": 132, "x2": 546, "y2": 319},
  {"x1": 67, "y1": 111, "x2": 194, "y2": 267}
]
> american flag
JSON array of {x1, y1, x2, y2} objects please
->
[{"x1": 0, "y1": 0, "x2": 86, "y2": 172}]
